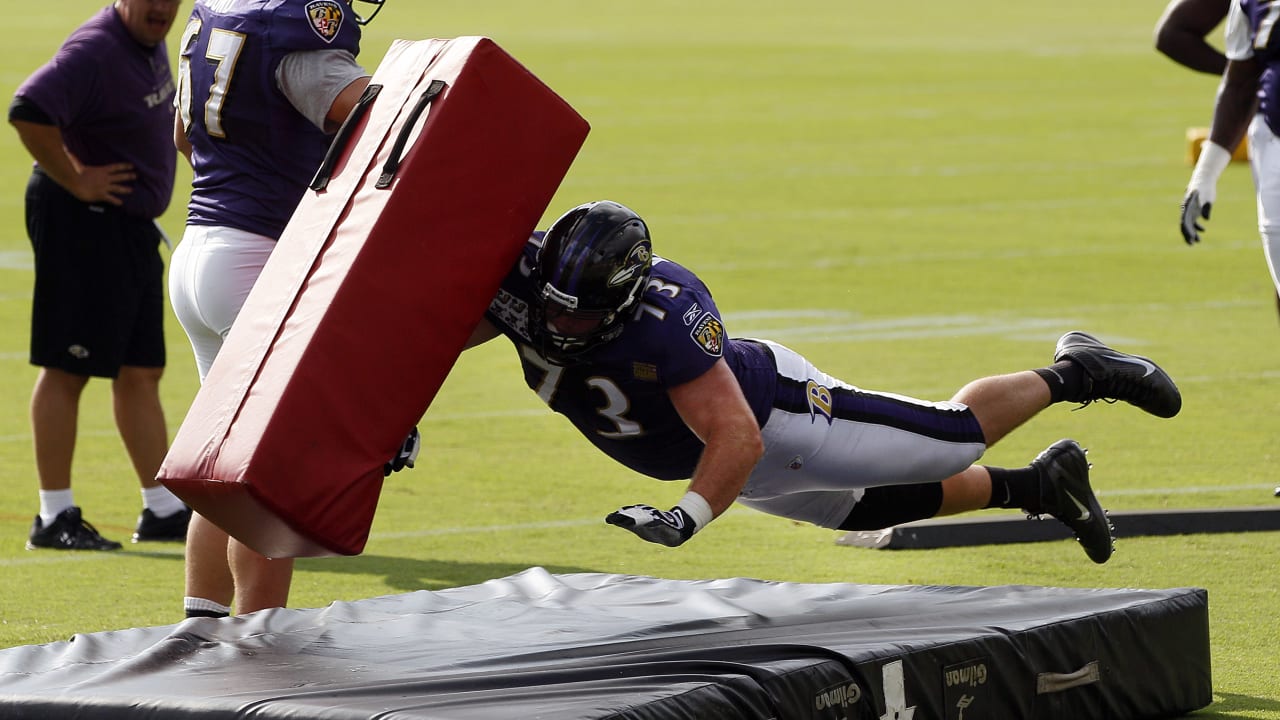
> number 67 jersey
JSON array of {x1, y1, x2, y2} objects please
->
[{"x1": 176, "y1": 0, "x2": 363, "y2": 239}]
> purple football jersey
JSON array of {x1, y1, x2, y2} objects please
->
[
  {"x1": 178, "y1": 0, "x2": 361, "y2": 238},
  {"x1": 1239, "y1": 0, "x2": 1280, "y2": 135},
  {"x1": 15, "y1": 5, "x2": 177, "y2": 218},
  {"x1": 485, "y1": 235, "x2": 776, "y2": 480}
]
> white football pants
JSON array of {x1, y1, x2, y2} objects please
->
[
  {"x1": 1249, "y1": 114, "x2": 1280, "y2": 294},
  {"x1": 168, "y1": 225, "x2": 275, "y2": 382},
  {"x1": 736, "y1": 340, "x2": 987, "y2": 529}
]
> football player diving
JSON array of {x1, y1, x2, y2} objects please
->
[{"x1": 465, "y1": 201, "x2": 1183, "y2": 564}]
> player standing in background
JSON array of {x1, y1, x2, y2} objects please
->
[
  {"x1": 1179, "y1": 3, "x2": 1280, "y2": 290},
  {"x1": 169, "y1": 0, "x2": 379, "y2": 617},
  {"x1": 10, "y1": 0, "x2": 190, "y2": 551},
  {"x1": 1162, "y1": 0, "x2": 1279, "y2": 316},
  {"x1": 465, "y1": 201, "x2": 1183, "y2": 564},
  {"x1": 1155, "y1": 0, "x2": 1231, "y2": 74}
]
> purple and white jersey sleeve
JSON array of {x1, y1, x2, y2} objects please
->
[
  {"x1": 178, "y1": 0, "x2": 362, "y2": 238},
  {"x1": 1225, "y1": 0, "x2": 1251, "y2": 61},
  {"x1": 620, "y1": 257, "x2": 726, "y2": 386}
]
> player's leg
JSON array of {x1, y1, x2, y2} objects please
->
[
  {"x1": 112, "y1": 224, "x2": 189, "y2": 541},
  {"x1": 170, "y1": 227, "x2": 236, "y2": 615},
  {"x1": 846, "y1": 452, "x2": 1086, "y2": 524},
  {"x1": 954, "y1": 332, "x2": 1182, "y2": 447},
  {"x1": 1247, "y1": 114, "x2": 1280, "y2": 312},
  {"x1": 113, "y1": 365, "x2": 190, "y2": 542},
  {"x1": 30, "y1": 367, "x2": 87, "y2": 496},
  {"x1": 184, "y1": 513, "x2": 235, "y2": 617},
  {"x1": 745, "y1": 440, "x2": 1111, "y2": 563},
  {"x1": 948, "y1": 370, "x2": 1050, "y2": 447},
  {"x1": 171, "y1": 225, "x2": 277, "y2": 615},
  {"x1": 744, "y1": 341, "x2": 1113, "y2": 561},
  {"x1": 112, "y1": 365, "x2": 168, "y2": 484},
  {"x1": 747, "y1": 340, "x2": 988, "y2": 500},
  {"x1": 26, "y1": 368, "x2": 125, "y2": 550},
  {"x1": 24, "y1": 171, "x2": 123, "y2": 550},
  {"x1": 230, "y1": 540, "x2": 294, "y2": 614}
]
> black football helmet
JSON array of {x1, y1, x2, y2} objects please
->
[
  {"x1": 532, "y1": 201, "x2": 653, "y2": 364},
  {"x1": 349, "y1": 0, "x2": 386, "y2": 25}
]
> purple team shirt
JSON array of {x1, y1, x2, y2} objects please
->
[
  {"x1": 15, "y1": 5, "x2": 177, "y2": 219},
  {"x1": 180, "y1": 0, "x2": 362, "y2": 238},
  {"x1": 1240, "y1": 0, "x2": 1280, "y2": 136},
  {"x1": 485, "y1": 234, "x2": 777, "y2": 481}
]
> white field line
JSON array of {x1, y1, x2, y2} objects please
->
[
  {"x1": 0, "y1": 360, "x2": 1267, "y2": 447},
  {"x1": 0, "y1": 300, "x2": 1270, "y2": 372},
  {"x1": 0, "y1": 252, "x2": 32, "y2": 271},
  {"x1": 0, "y1": 221, "x2": 1263, "y2": 273}
]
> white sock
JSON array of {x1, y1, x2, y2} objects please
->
[
  {"x1": 38, "y1": 489, "x2": 75, "y2": 526},
  {"x1": 141, "y1": 485, "x2": 187, "y2": 518},
  {"x1": 184, "y1": 596, "x2": 232, "y2": 618}
]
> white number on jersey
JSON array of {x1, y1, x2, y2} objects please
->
[{"x1": 177, "y1": 19, "x2": 247, "y2": 139}]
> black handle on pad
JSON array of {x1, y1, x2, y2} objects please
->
[
  {"x1": 375, "y1": 80, "x2": 447, "y2": 189},
  {"x1": 309, "y1": 83, "x2": 383, "y2": 191}
]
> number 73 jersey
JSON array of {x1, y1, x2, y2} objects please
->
[
  {"x1": 175, "y1": 0, "x2": 363, "y2": 238},
  {"x1": 483, "y1": 234, "x2": 773, "y2": 481}
]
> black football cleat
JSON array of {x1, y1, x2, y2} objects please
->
[
  {"x1": 1028, "y1": 439, "x2": 1114, "y2": 565},
  {"x1": 27, "y1": 507, "x2": 123, "y2": 551},
  {"x1": 1054, "y1": 331, "x2": 1182, "y2": 418},
  {"x1": 132, "y1": 506, "x2": 192, "y2": 543}
]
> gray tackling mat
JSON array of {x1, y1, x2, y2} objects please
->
[
  {"x1": 0, "y1": 568, "x2": 1210, "y2": 719},
  {"x1": 837, "y1": 505, "x2": 1280, "y2": 550}
]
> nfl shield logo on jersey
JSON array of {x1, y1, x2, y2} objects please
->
[{"x1": 305, "y1": 0, "x2": 346, "y2": 42}]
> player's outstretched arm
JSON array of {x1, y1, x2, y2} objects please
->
[{"x1": 606, "y1": 359, "x2": 763, "y2": 546}]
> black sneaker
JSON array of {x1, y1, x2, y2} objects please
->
[
  {"x1": 27, "y1": 506, "x2": 122, "y2": 551},
  {"x1": 1054, "y1": 331, "x2": 1182, "y2": 418},
  {"x1": 132, "y1": 506, "x2": 192, "y2": 543},
  {"x1": 1028, "y1": 439, "x2": 1114, "y2": 564}
]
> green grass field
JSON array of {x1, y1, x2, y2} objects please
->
[{"x1": 2, "y1": 1, "x2": 1278, "y2": 717}]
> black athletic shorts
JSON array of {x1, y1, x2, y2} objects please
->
[{"x1": 25, "y1": 168, "x2": 166, "y2": 378}]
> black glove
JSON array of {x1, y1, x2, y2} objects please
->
[
  {"x1": 384, "y1": 427, "x2": 420, "y2": 476},
  {"x1": 606, "y1": 504, "x2": 697, "y2": 547},
  {"x1": 1180, "y1": 189, "x2": 1211, "y2": 245}
]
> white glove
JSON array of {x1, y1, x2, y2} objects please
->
[
  {"x1": 605, "y1": 491, "x2": 714, "y2": 547},
  {"x1": 1181, "y1": 141, "x2": 1232, "y2": 245}
]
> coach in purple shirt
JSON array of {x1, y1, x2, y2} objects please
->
[{"x1": 10, "y1": 0, "x2": 190, "y2": 552}]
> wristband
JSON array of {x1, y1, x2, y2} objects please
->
[
  {"x1": 678, "y1": 491, "x2": 714, "y2": 535},
  {"x1": 1189, "y1": 141, "x2": 1232, "y2": 189}
]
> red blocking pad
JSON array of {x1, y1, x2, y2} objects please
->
[{"x1": 158, "y1": 37, "x2": 590, "y2": 557}]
